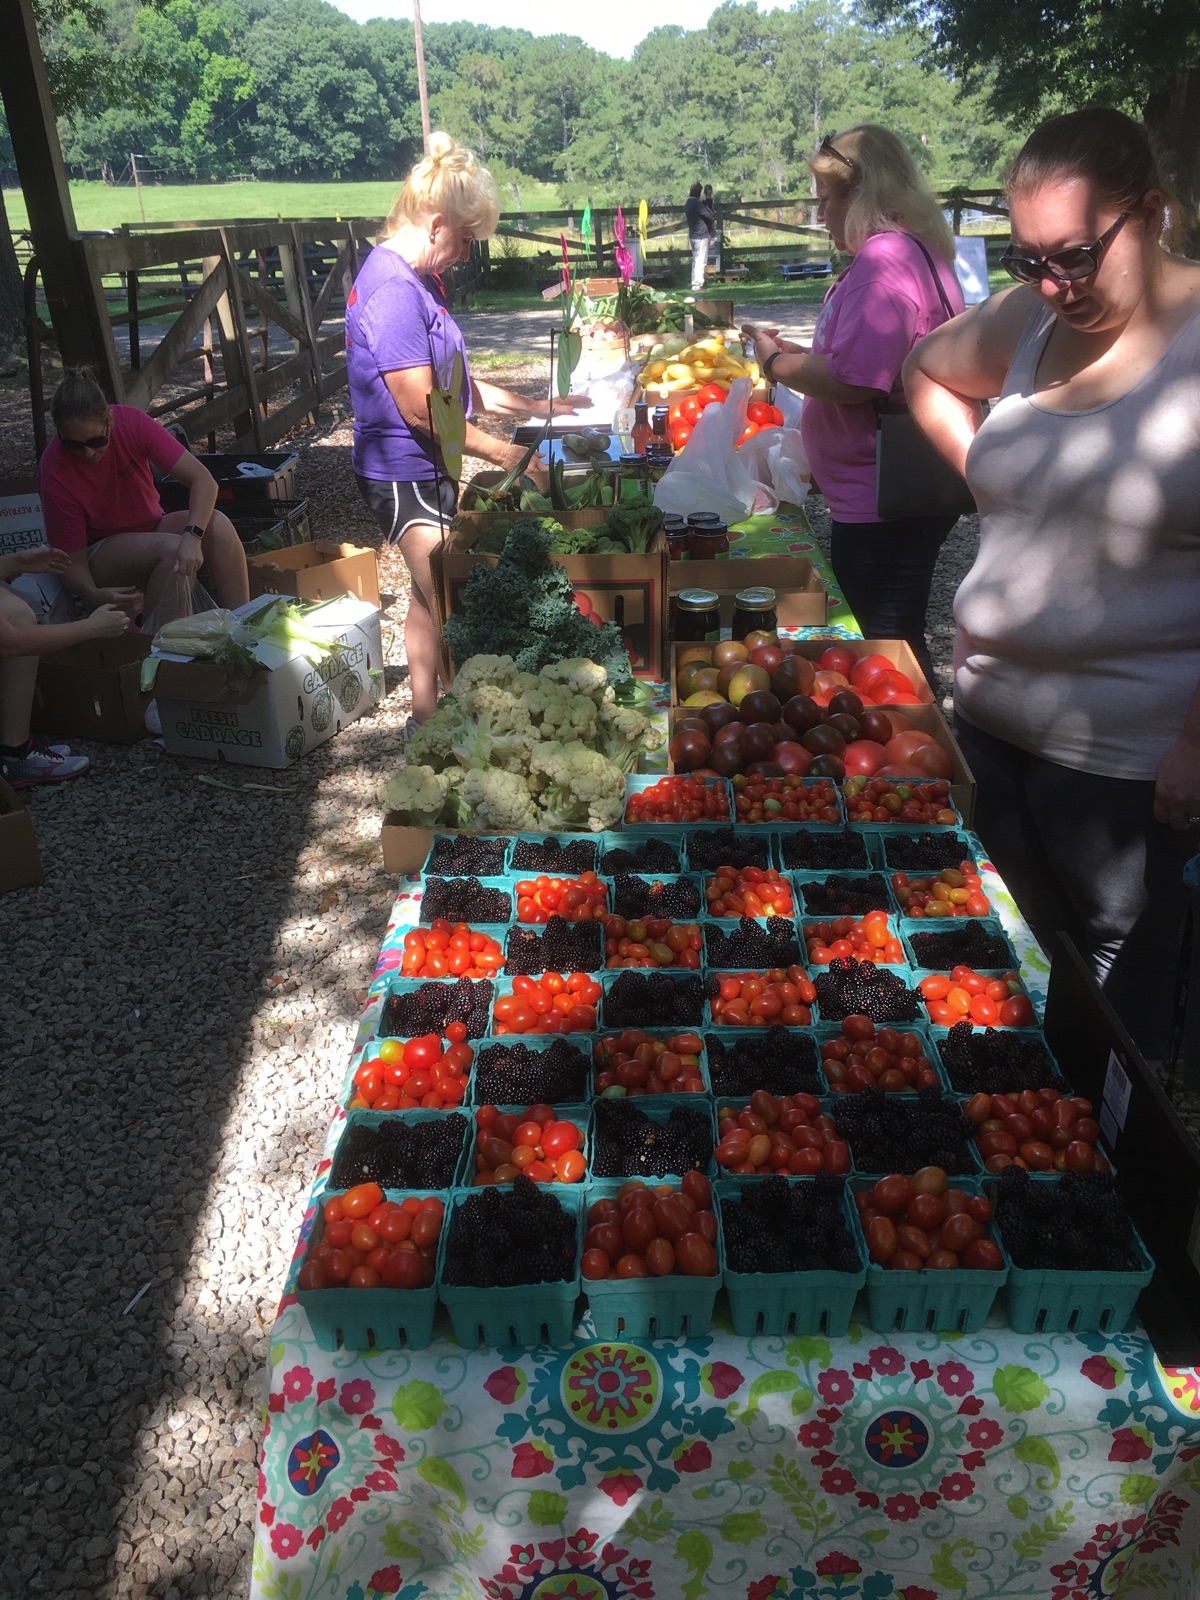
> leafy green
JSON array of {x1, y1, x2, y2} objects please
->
[{"x1": 599, "y1": 500, "x2": 664, "y2": 554}]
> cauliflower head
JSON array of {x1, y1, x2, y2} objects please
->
[
  {"x1": 596, "y1": 702, "x2": 664, "y2": 772},
  {"x1": 539, "y1": 658, "x2": 611, "y2": 705},
  {"x1": 376, "y1": 765, "x2": 456, "y2": 826},
  {"x1": 450, "y1": 654, "x2": 522, "y2": 697},
  {"x1": 459, "y1": 768, "x2": 540, "y2": 833},
  {"x1": 450, "y1": 682, "x2": 538, "y2": 773},
  {"x1": 529, "y1": 741, "x2": 625, "y2": 833},
  {"x1": 404, "y1": 700, "x2": 468, "y2": 770},
  {"x1": 523, "y1": 680, "x2": 599, "y2": 745}
]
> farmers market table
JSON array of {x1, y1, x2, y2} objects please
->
[
  {"x1": 726, "y1": 504, "x2": 861, "y2": 640},
  {"x1": 252, "y1": 868, "x2": 1200, "y2": 1600}
]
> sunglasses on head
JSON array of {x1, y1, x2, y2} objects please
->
[
  {"x1": 819, "y1": 134, "x2": 858, "y2": 174},
  {"x1": 1000, "y1": 211, "x2": 1130, "y2": 285}
]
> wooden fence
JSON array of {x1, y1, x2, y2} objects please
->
[{"x1": 20, "y1": 218, "x2": 483, "y2": 453}]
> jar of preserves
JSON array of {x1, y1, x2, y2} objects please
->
[
  {"x1": 673, "y1": 587, "x2": 721, "y2": 642},
  {"x1": 731, "y1": 585, "x2": 778, "y2": 638},
  {"x1": 689, "y1": 521, "x2": 729, "y2": 559},
  {"x1": 661, "y1": 514, "x2": 691, "y2": 561}
]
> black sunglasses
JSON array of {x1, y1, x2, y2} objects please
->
[
  {"x1": 59, "y1": 426, "x2": 110, "y2": 452},
  {"x1": 818, "y1": 134, "x2": 858, "y2": 174},
  {"x1": 1000, "y1": 212, "x2": 1130, "y2": 285}
]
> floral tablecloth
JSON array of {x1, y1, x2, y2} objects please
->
[{"x1": 254, "y1": 856, "x2": 1200, "y2": 1600}]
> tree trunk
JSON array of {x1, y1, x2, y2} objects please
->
[
  {"x1": 1144, "y1": 62, "x2": 1200, "y2": 258},
  {"x1": 0, "y1": 186, "x2": 25, "y2": 373}
]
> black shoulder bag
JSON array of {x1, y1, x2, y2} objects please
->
[{"x1": 874, "y1": 235, "x2": 976, "y2": 521}]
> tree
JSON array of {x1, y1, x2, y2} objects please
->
[{"x1": 862, "y1": 0, "x2": 1200, "y2": 249}]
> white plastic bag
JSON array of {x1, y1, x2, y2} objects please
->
[
  {"x1": 737, "y1": 427, "x2": 812, "y2": 507},
  {"x1": 773, "y1": 382, "x2": 804, "y2": 430},
  {"x1": 653, "y1": 378, "x2": 776, "y2": 521}
]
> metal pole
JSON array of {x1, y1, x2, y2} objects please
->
[
  {"x1": 413, "y1": 0, "x2": 431, "y2": 155},
  {"x1": 130, "y1": 153, "x2": 147, "y2": 223}
]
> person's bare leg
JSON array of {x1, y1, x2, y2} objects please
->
[
  {"x1": 90, "y1": 531, "x2": 187, "y2": 626},
  {"x1": 157, "y1": 510, "x2": 249, "y2": 608},
  {"x1": 0, "y1": 587, "x2": 38, "y2": 745},
  {"x1": 398, "y1": 522, "x2": 444, "y2": 721}
]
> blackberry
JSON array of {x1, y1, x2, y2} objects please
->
[
  {"x1": 599, "y1": 836, "x2": 682, "y2": 874},
  {"x1": 704, "y1": 916, "x2": 801, "y2": 969},
  {"x1": 800, "y1": 873, "x2": 892, "y2": 917},
  {"x1": 426, "y1": 834, "x2": 507, "y2": 876},
  {"x1": 592, "y1": 1099, "x2": 713, "y2": 1176},
  {"x1": 937, "y1": 1023, "x2": 1065, "y2": 1096},
  {"x1": 883, "y1": 832, "x2": 971, "y2": 872},
  {"x1": 908, "y1": 921, "x2": 1012, "y2": 971},
  {"x1": 705, "y1": 1027, "x2": 822, "y2": 1097},
  {"x1": 512, "y1": 836, "x2": 598, "y2": 874},
  {"x1": 994, "y1": 1167, "x2": 1141, "y2": 1271},
  {"x1": 603, "y1": 970, "x2": 706, "y2": 1029},
  {"x1": 721, "y1": 1174, "x2": 861, "y2": 1273},
  {"x1": 685, "y1": 828, "x2": 770, "y2": 871},
  {"x1": 781, "y1": 830, "x2": 870, "y2": 870},
  {"x1": 814, "y1": 957, "x2": 919, "y2": 1022},
  {"x1": 832, "y1": 1087, "x2": 974, "y2": 1174},
  {"x1": 381, "y1": 978, "x2": 493, "y2": 1039},
  {"x1": 505, "y1": 916, "x2": 603, "y2": 976},
  {"x1": 474, "y1": 1039, "x2": 590, "y2": 1104},
  {"x1": 331, "y1": 1112, "x2": 468, "y2": 1189},
  {"x1": 421, "y1": 876, "x2": 511, "y2": 924},
  {"x1": 611, "y1": 874, "x2": 702, "y2": 921},
  {"x1": 442, "y1": 1175, "x2": 578, "y2": 1287}
]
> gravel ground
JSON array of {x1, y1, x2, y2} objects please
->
[{"x1": 0, "y1": 343, "x2": 1194, "y2": 1600}]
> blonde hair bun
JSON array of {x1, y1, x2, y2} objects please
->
[{"x1": 382, "y1": 133, "x2": 500, "y2": 242}]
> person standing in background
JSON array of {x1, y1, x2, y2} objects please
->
[
  {"x1": 702, "y1": 184, "x2": 720, "y2": 275},
  {"x1": 685, "y1": 182, "x2": 714, "y2": 291}
]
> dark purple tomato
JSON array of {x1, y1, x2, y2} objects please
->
[
  {"x1": 807, "y1": 753, "x2": 847, "y2": 780},
  {"x1": 802, "y1": 723, "x2": 846, "y2": 757},
  {"x1": 737, "y1": 690, "x2": 782, "y2": 726},
  {"x1": 703, "y1": 700, "x2": 741, "y2": 734},
  {"x1": 826, "y1": 712, "x2": 862, "y2": 743},
  {"x1": 827, "y1": 689, "x2": 864, "y2": 719},
  {"x1": 669, "y1": 730, "x2": 712, "y2": 772},
  {"x1": 710, "y1": 740, "x2": 745, "y2": 776},
  {"x1": 782, "y1": 695, "x2": 823, "y2": 734},
  {"x1": 746, "y1": 761, "x2": 785, "y2": 779}
]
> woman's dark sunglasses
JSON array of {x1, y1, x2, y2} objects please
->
[
  {"x1": 59, "y1": 427, "x2": 110, "y2": 452},
  {"x1": 818, "y1": 134, "x2": 858, "y2": 173},
  {"x1": 1000, "y1": 212, "x2": 1130, "y2": 285}
]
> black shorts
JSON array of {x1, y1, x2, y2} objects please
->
[{"x1": 355, "y1": 474, "x2": 458, "y2": 545}]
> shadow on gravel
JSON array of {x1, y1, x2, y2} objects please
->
[{"x1": 0, "y1": 738, "x2": 318, "y2": 1598}]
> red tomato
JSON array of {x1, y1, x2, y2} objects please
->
[
  {"x1": 675, "y1": 1232, "x2": 718, "y2": 1276},
  {"x1": 819, "y1": 645, "x2": 857, "y2": 679},
  {"x1": 747, "y1": 401, "x2": 784, "y2": 426},
  {"x1": 696, "y1": 383, "x2": 728, "y2": 408},
  {"x1": 737, "y1": 421, "x2": 762, "y2": 447},
  {"x1": 672, "y1": 423, "x2": 694, "y2": 450},
  {"x1": 679, "y1": 395, "x2": 704, "y2": 425}
]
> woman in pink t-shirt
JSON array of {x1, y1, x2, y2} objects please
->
[
  {"x1": 38, "y1": 369, "x2": 249, "y2": 626},
  {"x1": 745, "y1": 125, "x2": 964, "y2": 686}
]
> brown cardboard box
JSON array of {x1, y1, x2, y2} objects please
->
[
  {"x1": 381, "y1": 817, "x2": 437, "y2": 876},
  {"x1": 0, "y1": 779, "x2": 43, "y2": 892},
  {"x1": 0, "y1": 477, "x2": 46, "y2": 561},
  {"x1": 432, "y1": 533, "x2": 669, "y2": 681},
  {"x1": 248, "y1": 541, "x2": 381, "y2": 607},
  {"x1": 31, "y1": 633, "x2": 152, "y2": 743},
  {"x1": 668, "y1": 555, "x2": 827, "y2": 629},
  {"x1": 669, "y1": 637, "x2": 936, "y2": 712}
]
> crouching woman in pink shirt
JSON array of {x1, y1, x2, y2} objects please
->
[{"x1": 38, "y1": 369, "x2": 250, "y2": 626}]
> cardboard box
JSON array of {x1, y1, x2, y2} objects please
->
[
  {"x1": 669, "y1": 554, "x2": 827, "y2": 629},
  {"x1": 153, "y1": 595, "x2": 383, "y2": 768},
  {"x1": 381, "y1": 817, "x2": 437, "y2": 876},
  {"x1": 247, "y1": 541, "x2": 381, "y2": 607},
  {"x1": 669, "y1": 637, "x2": 935, "y2": 711},
  {"x1": 0, "y1": 477, "x2": 48, "y2": 561},
  {"x1": 31, "y1": 633, "x2": 153, "y2": 743},
  {"x1": 433, "y1": 528, "x2": 669, "y2": 681},
  {"x1": 0, "y1": 779, "x2": 43, "y2": 893}
]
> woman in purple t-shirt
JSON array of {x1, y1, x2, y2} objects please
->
[
  {"x1": 744, "y1": 125, "x2": 963, "y2": 686},
  {"x1": 347, "y1": 132, "x2": 588, "y2": 724}
]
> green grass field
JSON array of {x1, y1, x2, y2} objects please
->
[{"x1": 2, "y1": 176, "x2": 568, "y2": 232}]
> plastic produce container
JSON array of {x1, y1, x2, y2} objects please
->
[
  {"x1": 720, "y1": 1177, "x2": 866, "y2": 1337},
  {"x1": 581, "y1": 1178, "x2": 722, "y2": 1338},
  {"x1": 296, "y1": 1187, "x2": 445, "y2": 1352},
  {"x1": 439, "y1": 1186, "x2": 583, "y2": 1347}
]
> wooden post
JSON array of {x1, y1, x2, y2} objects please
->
[
  {"x1": 210, "y1": 232, "x2": 266, "y2": 450},
  {"x1": 593, "y1": 210, "x2": 605, "y2": 272},
  {"x1": 0, "y1": 0, "x2": 121, "y2": 390},
  {"x1": 284, "y1": 222, "x2": 324, "y2": 410},
  {"x1": 413, "y1": 0, "x2": 431, "y2": 154},
  {"x1": 128, "y1": 269, "x2": 140, "y2": 371}
]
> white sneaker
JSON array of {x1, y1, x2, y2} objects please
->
[{"x1": 0, "y1": 742, "x2": 90, "y2": 788}]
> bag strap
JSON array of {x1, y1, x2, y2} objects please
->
[{"x1": 904, "y1": 232, "x2": 957, "y2": 325}]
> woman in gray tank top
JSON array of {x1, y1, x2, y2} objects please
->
[{"x1": 902, "y1": 107, "x2": 1200, "y2": 1058}]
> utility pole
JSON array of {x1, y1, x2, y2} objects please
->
[
  {"x1": 412, "y1": 0, "x2": 431, "y2": 155},
  {"x1": 130, "y1": 152, "x2": 147, "y2": 222}
]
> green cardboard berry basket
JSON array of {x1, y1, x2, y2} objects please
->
[
  {"x1": 510, "y1": 833, "x2": 602, "y2": 876},
  {"x1": 604, "y1": 870, "x2": 707, "y2": 924},
  {"x1": 328, "y1": 1107, "x2": 475, "y2": 1192},
  {"x1": 624, "y1": 773, "x2": 733, "y2": 827},
  {"x1": 703, "y1": 916, "x2": 803, "y2": 970},
  {"x1": 719, "y1": 1176, "x2": 866, "y2": 1337},
  {"x1": 377, "y1": 975, "x2": 497, "y2": 1041},
  {"x1": 591, "y1": 1027, "x2": 712, "y2": 1099},
  {"x1": 438, "y1": 1184, "x2": 584, "y2": 1348},
  {"x1": 730, "y1": 775, "x2": 845, "y2": 832},
  {"x1": 600, "y1": 967, "x2": 708, "y2": 1031},
  {"x1": 793, "y1": 868, "x2": 900, "y2": 918},
  {"x1": 471, "y1": 1032, "x2": 594, "y2": 1106},
  {"x1": 852, "y1": 1177, "x2": 1008, "y2": 1334},
  {"x1": 685, "y1": 826, "x2": 774, "y2": 873},
  {"x1": 503, "y1": 917, "x2": 606, "y2": 976},
  {"x1": 778, "y1": 828, "x2": 881, "y2": 873},
  {"x1": 580, "y1": 1177, "x2": 722, "y2": 1338},
  {"x1": 419, "y1": 874, "x2": 513, "y2": 924},
  {"x1": 597, "y1": 829, "x2": 685, "y2": 874},
  {"x1": 879, "y1": 827, "x2": 978, "y2": 876},
  {"x1": 296, "y1": 1187, "x2": 447, "y2": 1352},
  {"x1": 422, "y1": 835, "x2": 511, "y2": 877},
  {"x1": 461, "y1": 1102, "x2": 591, "y2": 1188},
  {"x1": 589, "y1": 1094, "x2": 718, "y2": 1180}
]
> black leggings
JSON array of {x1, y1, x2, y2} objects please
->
[
  {"x1": 829, "y1": 515, "x2": 958, "y2": 690},
  {"x1": 953, "y1": 713, "x2": 1194, "y2": 1058}
]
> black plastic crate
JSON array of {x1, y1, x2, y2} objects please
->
[{"x1": 158, "y1": 451, "x2": 299, "y2": 511}]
